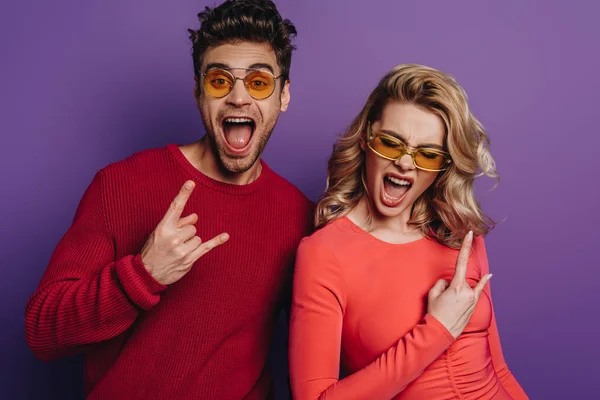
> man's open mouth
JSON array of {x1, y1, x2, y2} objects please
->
[{"x1": 222, "y1": 117, "x2": 256, "y2": 150}]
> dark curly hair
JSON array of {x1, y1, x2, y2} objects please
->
[{"x1": 188, "y1": 0, "x2": 297, "y2": 84}]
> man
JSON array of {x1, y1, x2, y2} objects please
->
[{"x1": 25, "y1": 1, "x2": 313, "y2": 399}]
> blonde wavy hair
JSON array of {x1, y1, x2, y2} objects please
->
[{"x1": 315, "y1": 64, "x2": 498, "y2": 249}]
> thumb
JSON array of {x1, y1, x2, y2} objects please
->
[{"x1": 428, "y1": 279, "x2": 449, "y2": 301}]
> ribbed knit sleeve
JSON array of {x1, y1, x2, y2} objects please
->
[{"x1": 25, "y1": 170, "x2": 167, "y2": 361}]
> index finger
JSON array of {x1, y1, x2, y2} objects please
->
[
  {"x1": 450, "y1": 230, "x2": 473, "y2": 286},
  {"x1": 162, "y1": 181, "x2": 195, "y2": 224}
]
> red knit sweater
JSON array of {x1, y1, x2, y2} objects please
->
[{"x1": 25, "y1": 144, "x2": 314, "y2": 400}]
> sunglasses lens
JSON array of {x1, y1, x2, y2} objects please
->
[
  {"x1": 244, "y1": 71, "x2": 275, "y2": 99},
  {"x1": 371, "y1": 133, "x2": 449, "y2": 170},
  {"x1": 415, "y1": 150, "x2": 447, "y2": 170},
  {"x1": 204, "y1": 69, "x2": 233, "y2": 98},
  {"x1": 371, "y1": 135, "x2": 404, "y2": 159}
]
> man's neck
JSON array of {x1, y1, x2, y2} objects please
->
[{"x1": 179, "y1": 137, "x2": 262, "y2": 185}]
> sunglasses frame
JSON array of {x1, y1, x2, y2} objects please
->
[
  {"x1": 200, "y1": 68, "x2": 283, "y2": 100},
  {"x1": 366, "y1": 122, "x2": 452, "y2": 172}
]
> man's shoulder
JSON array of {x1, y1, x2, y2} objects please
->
[
  {"x1": 100, "y1": 145, "x2": 172, "y2": 177},
  {"x1": 87, "y1": 145, "x2": 177, "y2": 201},
  {"x1": 262, "y1": 162, "x2": 314, "y2": 208}
]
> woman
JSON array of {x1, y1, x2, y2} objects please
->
[{"x1": 289, "y1": 64, "x2": 528, "y2": 399}]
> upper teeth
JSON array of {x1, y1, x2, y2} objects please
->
[
  {"x1": 387, "y1": 176, "x2": 411, "y2": 186},
  {"x1": 225, "y1": 117, "x2": 253, "y2": 123}
]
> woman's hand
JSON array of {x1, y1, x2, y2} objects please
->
[{"x1": 427, "y1": 231, "x2": 492, "y2": 338}]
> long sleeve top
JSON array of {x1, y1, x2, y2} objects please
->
[{"x1": 289, "y1": 216, "x2": 528, "y2": 400}]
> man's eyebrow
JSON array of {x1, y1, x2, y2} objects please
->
[
  {"x1": 248, "y1": 63, "x2": 275, "y2": 74},
  {"x1": 379, "y1": 129, "x2": 444, "y2": 150},
  {"x1": 204, "y1": 62, "x2": 229, "y2": 71},
  {"x1": 203, "y1": 63, "x2": 276, "y2": 75}
]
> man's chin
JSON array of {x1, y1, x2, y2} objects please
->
[
  {"x1": 213, "y1": 134, "x2": 267, "y2": 175},
  {"x1": 218, "y1": 152, "x2": 259, "y2": 174}
]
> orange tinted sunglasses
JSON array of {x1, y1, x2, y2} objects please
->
[{"x1": 200, "y1": 68, "x2": 282, "y2": 100}]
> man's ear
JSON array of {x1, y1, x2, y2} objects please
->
[{"x1": 280, "y1": 80, "x2": 291, "y2": 112}]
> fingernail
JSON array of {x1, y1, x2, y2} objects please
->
[
  {"x1": 221, "y1": 233, "x2": 230, "y2": 242},
  {"x1": 467, "y1": 231, "x2": 473, "y2": 240},
  {"x1": 488, "y1": 274, "x2": 493, "y2": 280},
  {"x1": 185, "y1": 181, "x2": 194, "y2": 190}
]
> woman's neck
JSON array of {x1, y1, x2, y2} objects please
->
[{"x1": 347, "y1": 196, "x2": 425, "y2": 244}]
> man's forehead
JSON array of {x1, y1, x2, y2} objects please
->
[{"x1": 201, "y1": 42, "x2": 278, "y2": 70}]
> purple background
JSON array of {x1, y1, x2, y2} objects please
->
[{"x1": 1, "y1": 0, "x2": 599, "y2": 399}]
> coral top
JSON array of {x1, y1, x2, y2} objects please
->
[{"x1": 289, "y1": 217, "x2": 528, "y2": 400}]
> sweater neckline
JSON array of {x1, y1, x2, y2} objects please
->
[{"x1": 166, "y1": 144, "x2": 270, "y2": 195}]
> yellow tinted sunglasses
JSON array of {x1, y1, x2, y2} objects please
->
[{"x1": 367, "y1": 122, "x2": 452, "y2": 172}]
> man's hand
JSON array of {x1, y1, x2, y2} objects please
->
[{"x1": 140, "y1": 180, "x2": 229, "y2": 285}]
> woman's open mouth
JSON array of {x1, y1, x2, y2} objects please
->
[{"x1": 381, "y1": 174, "x2": 413, "y2": 207}]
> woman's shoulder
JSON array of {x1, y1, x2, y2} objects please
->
[{"x1": 300, "y1": 216, "x2": 358, "y2": 249}]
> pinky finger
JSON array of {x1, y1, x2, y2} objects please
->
[
  {"x1": 473, "y1": 274, "x2": 493, "y2": 298},
  {"x1": 189, "y1": 232, "x2": 230, "y2": 263}
]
